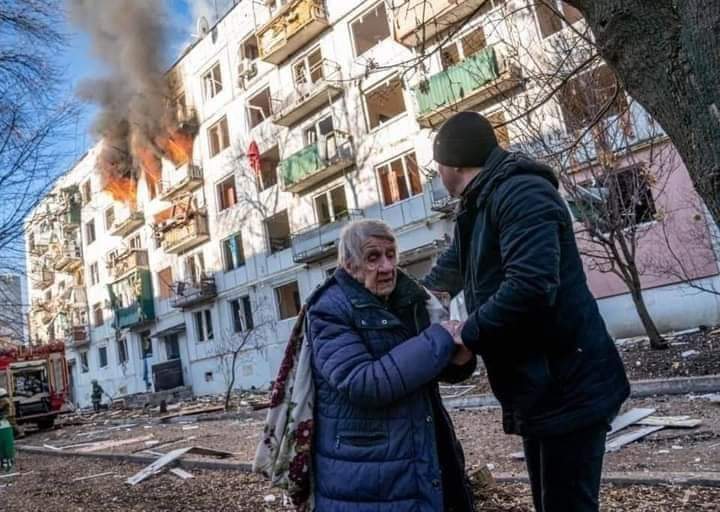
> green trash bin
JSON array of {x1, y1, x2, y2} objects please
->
[{"x1": 0, "y1": 418, "x2": 15, "y2": 472}]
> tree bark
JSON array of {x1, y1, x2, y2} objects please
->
[
  {"x1": 565, "y1": 0, "x2": 720, "y2": 222},
  {"x1": 628, "y1": 283, "x2": 668, "y2": 350},
  {"x1": 224, "y1": 350, "x2": 239, "y2": 411}
]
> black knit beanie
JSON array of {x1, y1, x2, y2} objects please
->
[{"x1": 433, "y1": 111, "x2": 498, "y2": 167}]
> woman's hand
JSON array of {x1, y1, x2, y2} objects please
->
[{"x1": 441, "y1": 321, "x2": 474, "y2": 366}]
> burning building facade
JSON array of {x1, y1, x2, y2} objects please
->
[{"x1": 25, "y1": 0, "x2": 720, "y2": 407}]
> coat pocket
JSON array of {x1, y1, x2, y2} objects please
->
[{"x1": 336, "y1": 431, "x2": 388, "y2": 448}]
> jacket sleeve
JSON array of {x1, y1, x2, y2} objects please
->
[
  {"x1": 460, "y1": 175, "x2": 566, "y2": 354},
  {"x1": 309, "y1": 303, "x2": 456, "y2": 408},
  {"x1": 421, "y1": 237, "x2": 463, "y2": 297}
]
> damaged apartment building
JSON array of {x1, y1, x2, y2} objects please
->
[{"x1": 25, "y1": 0, "x2": 720, "y2": 407}]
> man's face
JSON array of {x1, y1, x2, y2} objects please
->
[
  {"x1": 348, "y1": 237, "x2": 398, "y2": 298},
  {"x1": 438, "y1": 163, "x2": 463, "y2": 198}
]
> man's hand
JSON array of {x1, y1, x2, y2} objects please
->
[
  {"x1": 441, "y1": 320, "x2": 473, "y2": 365},
  {"x1": 440, "y1": 320, "x2": 462, "y2": 342},
  {"x1": 451, "y1": 345, "x2": 474, "y2": 366}
]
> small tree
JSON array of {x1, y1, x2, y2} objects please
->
[{"x1": 213, "y1": 296, "x2": 273, "y2": 411}]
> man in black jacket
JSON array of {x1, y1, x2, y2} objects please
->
[{"x1": 423, "y1": 112, "x2": 630, "y2": 511}]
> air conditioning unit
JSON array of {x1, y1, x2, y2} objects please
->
[{"x1": 237, "y1": 58, "x2": 257, "y2": 84}]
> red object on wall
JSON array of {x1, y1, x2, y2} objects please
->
[{"x1": 247, "y1": 141, "x2": 261, "y2": 175}]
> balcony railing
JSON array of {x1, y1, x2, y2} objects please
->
[
  {"x1": 29, "y1": 233, "x2": 51, "y2": 257},
  {"x1": 159, "y1": 210, "x2": 210, "y2": 254},
  {"x1": 171, "y1": 276, "x2": 217, "y2": 310},
  {"x1": 111, "y1": 211, "x2": 145, "y2": 238},
  {"x1": 272, "y1": 60, "x2": 343, "y2": 127},
  {"x1": 291, "y1": 209, "x2": 364, "y2": 264},
  {"x1": 51, "y1": 241, "x2": 83, "y2": 273},
  {"x1": 257, "y1": 0, "x2": 329, "y2": 65},
  {"x1": 37, "y1": 268, "x2": 54, "y2": 290},
  {"x1": 159, "y1": 164, "x2": 203, "y2": 201},
  {"x1": 428, "y1": 174, "x2": 458, "y2": 213},
  {"x1": 413, "y1": 45, "x2": 521, "y2": 128},
  {"x1": 280, "y1": 130, "x2": 354, "y2": 193},
  {"x1": 66, "y1": 324, "x2": 90, "y2": 349},
  {"x1": 108, "y1": 248, "x2": 149, "y2": 281},
  {"x1": 109, "y1": 269, "x2": 155, "y2": 330},
  {"x1": 393, "y1": 0, "x2": 488, "y2": 47}
]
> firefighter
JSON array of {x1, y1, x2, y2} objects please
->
[
  {"x1": 0, "y1": 387, "x2": 21, "y2": 438},
  {"x1": 91, "y1": 380, "x2": 104, "y2": 412}
]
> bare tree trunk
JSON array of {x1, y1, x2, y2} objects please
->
[
  {"x1": 626, "y1": 281, "x2": 668, "y2": 350},
  {"x1": 224, "y1": 350, "x2": 239, "y2": 411},
  {"x1": 566, "y1": 0, "x2": 720, "y2": 224}
]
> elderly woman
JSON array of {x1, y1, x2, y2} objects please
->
[{"x1": 306, "y1": 219, "x2": 476, "y2": 512}]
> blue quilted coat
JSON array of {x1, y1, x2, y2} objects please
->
[{"x1": 306, "y1": 268, "x2": 475, "y2": 512}]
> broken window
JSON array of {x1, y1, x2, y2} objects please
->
[
  {"x1": 314, "y1": 185, "x2": 348, "y2": 225},
  {"x1": 241, "y1": 35, "x2": 259, "y2": 60},
  {"x1": 265, "y1": 210, "x2": 291, "y2": 254},
  {"x1": 351, "y1": 2, "x2": 390, "y2": 56},
  {"x1": 230, "y1": 295, "x2": 254, "y2": 333},
  {"x1": 194, "y1": 309, "x2": 214, "y2": 342},
  {"x1": 85, "y1": 219, "x2": 96, "y2": 244},
  {"x1": 89, "y1": 262, "x2": 99, "y2": 286},
  {"x1": 92, "y1": 302, "x2": 103, "y2": 327},
  {"x1": 486, "y1": 111, "x2": 511, "y2": 147},
  {"x1": 304, "y1": 116, "x2": 334, "y2": 146},
  {"x1": 157, "y1": 267, "x2": 173, "y2": 299},
  {"x1": 208, "y1": 116, "x2": 230, "y2": 157},
  {"x1": 376, "y1": 152, "x2": 423, "y2": 206},
  {"x1": 104, "y1": 207, "x2": 115, "y2": 231},
  {"x1": 559, "y1": 65, "x2": 627, "y2": 131},
  {"x1": 80, "y1": 351, "x2": 89, "y2": 373},
  {"x1": 98, "y1": 346, "x2": 108, "y2": 368},
  {"x1": 117, "y1": 338, "x2": 128, "y2": 364},
  {"x1": 536, "y1": 0, "x2": 583, "y2": 38},
  {"x1": 165, "y1": 334, "x2": 180, "y2": 360},
  {"x1": 292, "y1": 47, "x2": 324, "y2": 88},
  {"x1": 247, "y1": 87, "x2": 273, "y2": 129},
  {"x1": 216, "y1": 175, "x2": 237, "y2": 211},
  {"x1": 275, "y1": 281, "x2": 301, "y2": 320},
  {"x1": 364, "y1": 78, "x2": 406, "y2": 129},
  {"x1": 222, "y1": 232, "x2": 246, "y2": 271},
  {"x1": 183, "y1": 252, "x2": 205, "y2": 286},
  {"x1": 203, "y1": 62, "x2": 223, "y2": 99},
  {"x1": 440, "y1": 27, "x2": 487, "y2": 70},
  {"x1": 258, "y1": 146, "x2": 279, "y2": 190},
  {"x1": 82, "y1": 181, "x2": 91, "y2": 205},
  {"x1": 140, "y1": 331, "x2": 153, "y2": 358},
  {"x1": 128, "y1": 234, "x2": 141, "y2": 249}
]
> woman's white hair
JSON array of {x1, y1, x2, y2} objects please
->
[{"x1": 338, "y1": 219, "x2": 396, "y2": 269}]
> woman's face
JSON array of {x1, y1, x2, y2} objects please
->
[{"x1": 348, "y1": 236, "x2": 398, "y2": 298}]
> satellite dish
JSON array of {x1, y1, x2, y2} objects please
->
[{"x1": 197, "y1": 16, "x2": 210, "y2": 36}]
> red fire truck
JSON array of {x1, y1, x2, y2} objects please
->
[{"x1": 0, "y1": 342, "x2": 69, "y2": 429}]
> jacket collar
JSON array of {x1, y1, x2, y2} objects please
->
[{"x1": 334, "y1": 268, "x2": 427, "y2": 309}]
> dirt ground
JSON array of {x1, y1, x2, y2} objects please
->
[
  {"x1": 3, "y1": 453, "x2": 720, "y2": 511},
  {"x1": 4, "y1": 395, "x2": 718, "y2": 511},
  {"x1": 464, "y1": 328, "x2": 720, "y2": 394}
]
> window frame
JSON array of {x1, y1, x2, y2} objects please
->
[
  {"x1": 85, "y1": 219, "x2": 96, "y2": 245},
  {"x1": 349, "y1": 1, "x2": 391, "y2": 58},
  {"x1": 117, "y1": 338, "x2": 129, "y2": 365},
  {"x1": 246, "y1": 87, "x2": 273, "y2": 130},
  {"x1": 274, "y1": 281, "x2": 301, "y2": 321},
  {"x1": 89, "y1": 262, "x2": 100, "y2": 287},
  {"x1": 264, "y1": 210, "x2": 291, "y2": 254},
  {"x1": 98, "y1": 346, "x2": 108, "y2": 369},
  {"x1": 202, "y1": 62, "x2": 224, "y2": 100},
  {"x1": 194, "y1": 308, "x2": 215, "y2": 342},
  {"x1": 92, "y1": 302, "x2": 104, "y2": 327},
  {"x1": 208, "y1": 116, "x2": 230, "y2": 158},
  {"x1": 375, "y1": 151, "x2": 423, "y2": 208},
  {"x1": 79, "y1": 351, "x2": 89, "y2": 373},
  {"x1": 104, "y1": 207, "x2": 115, "y2": 231},
  {"x1": 313, "y1": 184, "x2": 349, "y2": 225},
  {"x1": 222, "y1": 232, "x2": 246, "y2": 272},
  {"x1": 363, "y1": 76, "x2": 407, "y2": 131},
  {"x1": 216, "y1": 174, "x2": 238, "y2": 212}
]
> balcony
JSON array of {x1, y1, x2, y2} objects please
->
[
  {"x1": 257, "y1": 0, "x2": 329, "y2": 65},
  {"x1": 66, "y1": 324, "x2": 90, "y2": 349},
  {"x1": 413, "y1": 45, "x2": 521, "y2": 128},
  {"x1": 171, "y1": 276, "x2": 217, "y2": 310},
  {"x1": 159, "y1": 164, "x2": 203, "y2": 202},
  {"x1": 393, "y1": 0, "x2": 489, "y2": 47},
  {"x1": 111, "y1": 211, "x2": 145, "y2": 238},
  {"x1": 37, "y1": 268, "x2": 54, "y2": 290},
  {"x1": 29, "y1": 232, "x2": 51, "y2": 257},
  {"x1": 272, "y1": 61, "x2": 343, "y2": 127},
  {"x1": 109, "y1": 269, "x2": 155, "y2": 330},
  {"x1": 291, "y1": 210, "x2": 363, "y2": 264},
  {"x1": 31, "y1": 298, "x2": 53, "y2": 324},
  {"x1": 428, "y1": 174, "x2": 458, "y2": 213},
  {"x1": 280, "y1": 131, "x2": 354, "y2": 194},
  {"x1": 108, "y1": 248, "x2": 149, "y2": 281},
  {"x1": 159, "y1": 210, "x2": 210, "y2": 254},
  {"x1": 51, "y1": 241, "x2": 83, "y2": 273}
]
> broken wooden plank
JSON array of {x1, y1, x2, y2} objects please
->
[
  {"x1": 0, "y1": 472, "x2": 33, "y2": 479},
  {"x1": 169, "y1": 467, "x2": 194, "y2": 480},
  {"x1": 130, "y1": 436, "x2": 188, "y2": 454},
  {"x1": 509, "y1": 451, "x2": 525, "y2": 460},
  {"x1": 126, "y1": 447, "x2": 193, "y2": 485},
  {"x1": 606, "y1": 426, "x2": 664, "y2": 453},
  {"x1": 75, "y1": 435, "x2": 154, "y2": 453},
  {"x1": 637, "y1": 416, "x2": 702, "y2": 428},
  {"x1": 158, "y1": 405, "x2": 224, "y2": 422},
  {"x1": 187, "y1": 446, "x2": 234, "y2": 459},
  {"x1": 72, "y1": 471, "x2": 116, "y2": 482},
  {"x1": 42, "y1": 444, "x2": 62, "y2": 451},
  {"x1": 608, "y1": 408, "x2": 656, "y2": 436}
]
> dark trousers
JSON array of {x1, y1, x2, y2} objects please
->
[{"x1": 522, "y1": 423, "x2": 607, "y2": 512}]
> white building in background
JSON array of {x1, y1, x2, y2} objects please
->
[{"x1": 24, "y1": 0, "x2": 720, "y2": 406}]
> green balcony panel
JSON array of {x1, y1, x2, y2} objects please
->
[
  {"x1": 414, "y1": 46, "x2": 500, "y2": 116},
  {"x1": 108, "y1": 269, "x2": 155, "y2": 329},
  {"x1": 280, "y1": 143, "x2": 322, "y2": 188}
]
